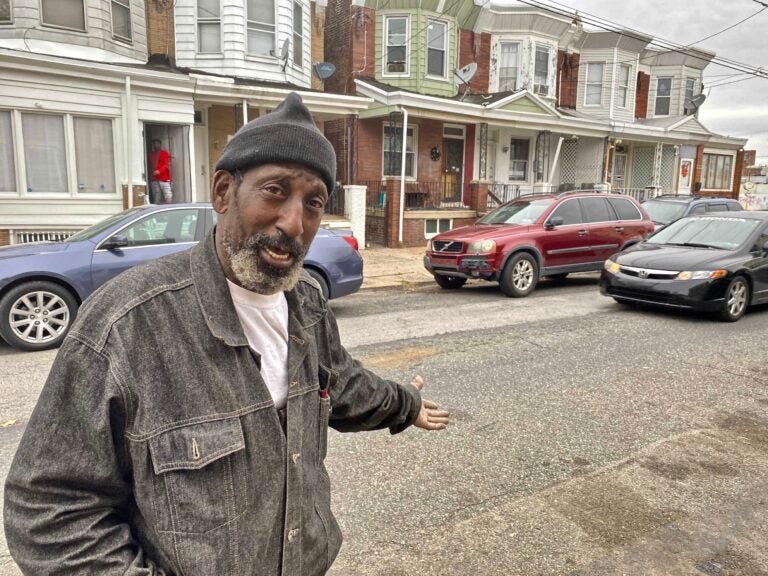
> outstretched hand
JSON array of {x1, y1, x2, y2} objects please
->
[{"x1": 409, "y1": 375, "x2": 449, "y2": 431}]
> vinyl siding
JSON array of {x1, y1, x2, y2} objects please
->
[{"x1": 575, "y1": 47, "x2": 636, "y2": 122}]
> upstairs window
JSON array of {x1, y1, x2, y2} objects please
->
[
  {"x1": 111, "y1": 0, "x2": 132, "y2": 42},
  {"x1": 385, "y1": 16, "x2": 408, "y2": 75},
  {"x1": 654, "y1": 77, "x2": 672, "y2": 116},
  {"x1": 292, "y1": 1, "x2": 303, "y2": 66},
  {"x1": 0, "y1": 1, "x2": 11, "y2": 24},
  {"x1": 617, "y1": 64, "x2": 631, "y2": 108},
  {"x1": 426, "y1": 19, "x2": 447, "y2": 78},
  {"x1": 685, "y1": 77, "x2": 696, "y2": 103},
  {"x1": 498, "y1": 43, "x2": 519, "y2": 91},
  {"x1": 585, "y1": 62, "x2": 604, "y2": 106},
  {"x1": 197, "y1": 0, "x2": 220, "y2": 53},
  {"x1": 41, "y1": 0, "x2": 85, "y2": 31},
  {"x1": 248, "y1": 0, "x2": 275, "y2": 56},
  {"x1": 508, "y1": 138, "x2": 530, "y2": 182},
  {"x1": 533, "y1": 44, "x2": 550, "y2": 96}
]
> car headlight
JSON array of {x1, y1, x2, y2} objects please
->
[
  {"x1": 676, "y1": 269, "x2": 728, "y2": 280},
  {"x1": 604, "y1": 259, "x2": 620, "y2": 273},
  {"x1": 467, "y1": 239, "x2": 496, "y2": 254}
]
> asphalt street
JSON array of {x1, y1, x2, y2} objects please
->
[{"x1": 1, "y1": 274, "x2": 767, "y2": 575}]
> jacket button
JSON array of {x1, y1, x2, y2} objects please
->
[
  {"x1": 288, "y1": 528, "x2": 300, "y2": 542},
  {"x1": 291, "y1": 453, "x2": 301, "y2": 464}
]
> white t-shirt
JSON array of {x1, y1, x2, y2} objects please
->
[{"x1": 226, "y1": 280, "x2": 289, "y2": 409}]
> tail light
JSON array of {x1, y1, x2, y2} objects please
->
[{"x1": 342, "y1": 235, "x2": 359, "y2": 251}]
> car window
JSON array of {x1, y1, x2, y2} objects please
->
[
  {"x1": 66, "y1": 207, "x2": 145, "y2": 242},
  {"x1": 727, "y1": 202, "x2": 743, "y2": 212},
  {"x1": 608, "y1": 197, "x2": 642, "y2": 220},
  {"x1": 550, "y1": 199, "x2": 583, "y2": 225},
  {"x1": 689, "y1": 204, "x2": 707, "y2": 215},
  {"x1": 118, "y1": 209, "x2": 200, "y2": 247},
  {"x1": 580, "y1": 197, "x2": 614, "y2": 223},
  {"x1": 477, "y1": 199, "x2": 554, "y2": 225},
  {"x1": 753, "y1": 229, "x2": 768, "y2": 252},
  {"x1": 641, "y1": 200, "x2": 687, "y2": 225},
  {"x1": 708, "y1": 203, "x2": 727, "y2": 212},
  {"x1": 647, "y1": 216, "x2": 760, "y2": 250}
]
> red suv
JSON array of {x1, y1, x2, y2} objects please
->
[{"x1": 424, "y1": 191, "x2": 654, "y2": 297}]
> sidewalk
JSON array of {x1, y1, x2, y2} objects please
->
[{"x1": 360, "y1": 246, "x2": 435, "y2": 290}]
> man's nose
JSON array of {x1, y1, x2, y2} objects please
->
[{"x1": 276, "y1": 196, "x2": 304, "y2": 239}]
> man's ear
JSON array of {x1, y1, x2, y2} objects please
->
[{"x1": 211, "y1": 170, "x2": 235, "y2": 214}]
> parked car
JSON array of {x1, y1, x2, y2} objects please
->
[
  {"x1": 641, "y1": 195, "x2": 742, "y2": 231},
  {"x1": 601, "y1": 211, "x2": 768, "y2": 322},
  {"x1": 424, "y1": 191, "x2": 654, "y2": 297},
  {"x1": 0, "y1": 203, "x2": 363, "y2": 351}
]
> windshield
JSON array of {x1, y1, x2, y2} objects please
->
[
  {"x1": 478, "y1": 199, "x2": 553, "y2": 225},
  {"x1": 641, "y1": 200, "x2": 687, "y2": 225},
  {"x1": 65, "y1": 207, "x2": 146, "y2": 242},
  {"x1": 647, "y1": 216, "x2": 759, "y2": 250}
]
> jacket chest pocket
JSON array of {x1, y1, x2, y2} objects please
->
[{"x1": 149, "y1": 417, "x2": 247, "y2": 534}]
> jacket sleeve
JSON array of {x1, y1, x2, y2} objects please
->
[
  {"x1": 3, "y1": 337, "x2": 168, "y2": 575},
  {"x1": 320, "y1": 305, "x2": 422, "y2": 435}
]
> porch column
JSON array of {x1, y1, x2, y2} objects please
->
[
  {"x1": 343, "y1": 185, "x2": 367, "y2": 249},
  {"x1": 469, "y1": 181, "x2": 489, "y2": 215},
  {"x1": 652, "y1": 142, "x2": 663, "y2": 188},
  {"x1": 385, "y1": 178, "x2": 402, "y2": 247},
  {"x1": 479, "y1": 123, "x2": 488, "y2": 181}
]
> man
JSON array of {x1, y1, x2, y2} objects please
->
[
  {"x1": 4, "y1": 93, "x2": 449, "y2": 575},
  {"x1": 148, "y1": 138, "x2": 172, "y2": 203}
]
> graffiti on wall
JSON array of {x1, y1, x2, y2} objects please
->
[{"x1": 739, "y1": 183, "x2": 768, "y2": 210}]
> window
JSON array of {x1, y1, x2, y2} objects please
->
[
  {"x1": 385, "y1": 16, "x2": 408, "y2": 74},
  {"x1": 111, "y1": 0, "x2": 131, "y2": 41},
  {"x1": 247, "y1": 0, "x2": 275, "y2": 55},
  {"x1": 685, "y1": 77, "x2": 696, "y2": 103},
  {"x1": 74, "y1": 117, "x2": 115, "y2": 194},
  {"x1": 617, "y1": 64, "x2": 631, "y2": 108},
  {"x1": 508, "y1": 138, "x2": 529, "y2": 182},
  {"x1": 292, "y1": 1, "x2": 302, "y2": 66},
  {"x1": 426, "y1": 19, "x2": 447, "y2": 77},
  {"x1": 22, "y1": 113, "x2": 67, "y2": 193},
  {"x1": 0, "y1": 111, "x2": 14, "y2": 192},
  {"x1": 498, "y1": 43, "x2": 519, "y2": 91},
  {"x1": 197, "y1": 0, "x2": 221, "y2": 53},
  {"x1": 425, "y1": 218, "x2": 451, "y2": 239},
  {"x1": 701, "y1": 153, "x2": 734, "y2": 190},
  {"x1": 580, "y1": 197, "x2": 614, "y2": 223},
  {"x1": 655, "y1": 77, "x2": 672, "y2": 116},
  {"x1": 41, "y1": 0, "x2": 85, "y2": 31},
  {"x1": 608, "y1": 197, "x2": 641, "y2": 220},
  {"x1": 551, "y1": 199, "x2": 583, "y2": 225},
  {"x1": 585, "y1": 63, "x2": 604, "y2": 106},
  {"x1": 383, "y1": 124, "x2": 415, "y2": 178},
  {"x1": 0, "y1": 0, "x2": 11, "y2": 23},
  {"x1": 533, "y1": 45, "x2": 550, "y2": 96},
  {"x1": 119, "y1": 209, "x2": 200, "y2": 247}
]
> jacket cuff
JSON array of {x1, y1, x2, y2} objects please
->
[{"x1": 389, "y1": 383, "x2": 422, "y2": 435}]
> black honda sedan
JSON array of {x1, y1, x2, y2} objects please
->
[{"x1": 601, "y1": 212, "x2": 768, "y2": 322}]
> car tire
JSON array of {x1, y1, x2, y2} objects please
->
[
  {"x1": 500, "y1": 253, "x2": 538, "y2": 298},
  {"x1": 719, "y1": 276, "x2": 750, "y2": 322},
  {"x1": 0, "y1": 281, "x2": 79, "y2": 352},
  {"x1": 434, "y1": 275, "x2": 466, "y2": 290},
  {"x1": 612, "y1": 298, "x2": 635, "y2": 308},
  {"x1": 306, "y1": 268, "x2": 330, "y2": 300}
]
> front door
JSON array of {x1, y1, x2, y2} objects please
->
[
  {"x1": 678, "y1": 159, "x2": 693, "y2": 194},
  {"x1": 613, "y1": 152, "x2": 627, "y2": 192},
  {"x1": 145, "y1": 124, "x2": 192, "y2": 204},
  {"x1": 442, "y1": 138, "x2": 464, "y2": 204}
]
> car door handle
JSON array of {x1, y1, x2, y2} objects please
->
[
  {"x1": 578, "y1": 230, "x2": 588, "y2": 236},
  {"x1": 614, "y1": 227, "x2": 624, "y2": 232}
]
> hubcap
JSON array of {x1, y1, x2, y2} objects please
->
[
  {"x1": 727, "y1": 281, "x2": 747, "y2": 317},
  {"x1": 513, "y1": 260, "x2": 534, "y2": 291},
  {"x1": 8, "y1": 291, "x2": 70, "y2": 344}
]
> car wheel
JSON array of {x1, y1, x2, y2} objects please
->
[
  {"x1": 500, "y1": 253, "x2": 538, "y2": 298},
  {"x1": 434, "y1": 275, "x2": 466, "y2": 290},
  {"x1": 0, "y1": 281, "x2": 79, "y2": 351},
  {"x1": 719, "y1": 276, "x2": 749, "y2": 322},
  {"x1": 306, "y1": 268, "x2": 330, "y2": 300},
  {"x1": 549, "y1": 273, "x2": 569, "y2": 281}
]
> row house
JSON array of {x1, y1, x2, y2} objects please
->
[
  {"x1": 0, "y1": 0, "x2": 369, "y2": 245},
  {"x1": 324, "y1": 0, "x2": 747, "y2": 247}
]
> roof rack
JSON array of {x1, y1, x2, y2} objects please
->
[{"x1": 555, "y1": 189, "x2": 603, "y2": 198}]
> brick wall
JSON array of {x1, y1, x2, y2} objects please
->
[
  {"x1": 458, "y1": 30, "x2": 490, "y2": 94},
  {"x1": 731, "y1": 149, "x2": 745, "y2": 199},
  {"x1": 635, "y1": 72, "x2": 650, "y2": 119},
  {"x1": 743, "y1": 150, "x2": 757, "y2": 170},
  {"x1": 693, "y1": 145, "x2": 704, "y2": 193},
  {"x1": 0, "y1": 229, "x2": 9, "y2": 247},
  {"x1": 122, "y1": 185, "x2": 147, "y2": 209},
  {"x1": 325, "y1": 1, "x2": 374, "y2": 95},
  {"x1": 464, "y1": 124, "x2": 475, "y2": 202},
  {"x1": 557, "y1": 51, "x2": 579, "y2": 108},
  {"x1": 145, "y1": 0, "x2": 175, "y2": 64},
  {"x1": 357, "y1": 118, "x2": 383, "y2": 181},
  {"x1": 366, "y1": 215, "x2": 387, "y2": 246}
]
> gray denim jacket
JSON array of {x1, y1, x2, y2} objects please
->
[{"x1": 4, "y1": 232, "x2": 422, "y2": 576}]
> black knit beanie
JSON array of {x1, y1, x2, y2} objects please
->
[{"x1": 215, "y1": 92, "x2": 336, "y2": 193}]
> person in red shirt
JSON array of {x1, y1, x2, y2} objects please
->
[{"x1": 148, "y1": 139, "x2": 172, "y2": 203}]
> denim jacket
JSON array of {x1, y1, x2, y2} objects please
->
[{"x1": 4, "y1": 232, "x2": 422, "y2": 576}]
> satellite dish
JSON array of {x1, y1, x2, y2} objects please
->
[
  {"x1": 453, "y1": 62, "x2": 478, "y2": 86},
  {"x1": 279, "y1": 38, "x2": 290, "y2": 71},
  {"x1": 684, "y1": 93, "x2": 706, "y2": 115},
  {"x1": 313, "y1": 62, "x2": 336, "y2": 81}
]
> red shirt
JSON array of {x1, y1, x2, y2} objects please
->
[{"x1": 149, "y1": 150, "x2": 171, "y2": 182}]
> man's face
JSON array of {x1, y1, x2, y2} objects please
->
[
  {"x1": 212, "y1": 163, "x2": 328, "y2": 294},
  {"x1": 152, "y1": 141, "x2": 161, "y2": 152}
]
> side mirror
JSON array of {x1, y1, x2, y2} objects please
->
[
  {"x1": 545, "y1": 216, "x2": 564, "y2": 230},
  {"x1": 103, "y1": 235, "x2": 128, "y2": 250}
]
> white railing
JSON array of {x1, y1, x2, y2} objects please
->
[{"x1": 13, "y1": 230, "x2": 78, "y2": 244}]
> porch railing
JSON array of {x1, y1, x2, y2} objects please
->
[
  {"x1": 324, "y1": 184, "x2": 346, "y2": 216},
  {"x1": 487, "y1": 183, "x2": 521, "y2": 208},
  {"x1": 361, "y1": 180, "x2": 470, "y2": 212}
]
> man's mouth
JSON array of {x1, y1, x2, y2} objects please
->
[{"x1": 261, "y1": 246, "x2": 295, "y2": 268}]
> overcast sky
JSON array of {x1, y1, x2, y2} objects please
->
[{"x1": 499, "y1": 0, "x2": 768, "y2": 164}]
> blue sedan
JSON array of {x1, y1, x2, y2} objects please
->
[{"x1": 0, "y1": 203, "x2": 363, "y2": 351}]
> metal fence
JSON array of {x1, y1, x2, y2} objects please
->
[
  {"x1": 13, "y1": 230, "x2": 77, "y2": 244},
  {"x1": 324, "y1": 185, "x2": 346, "y2": 216}
]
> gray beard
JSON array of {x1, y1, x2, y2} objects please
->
[{"x1": 223, "y1": 235, "x2": 305, "y2": 295}]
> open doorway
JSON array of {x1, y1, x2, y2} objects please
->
[{"x1": 144, "y1": 124, "x2": 191, "y2": 204}]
